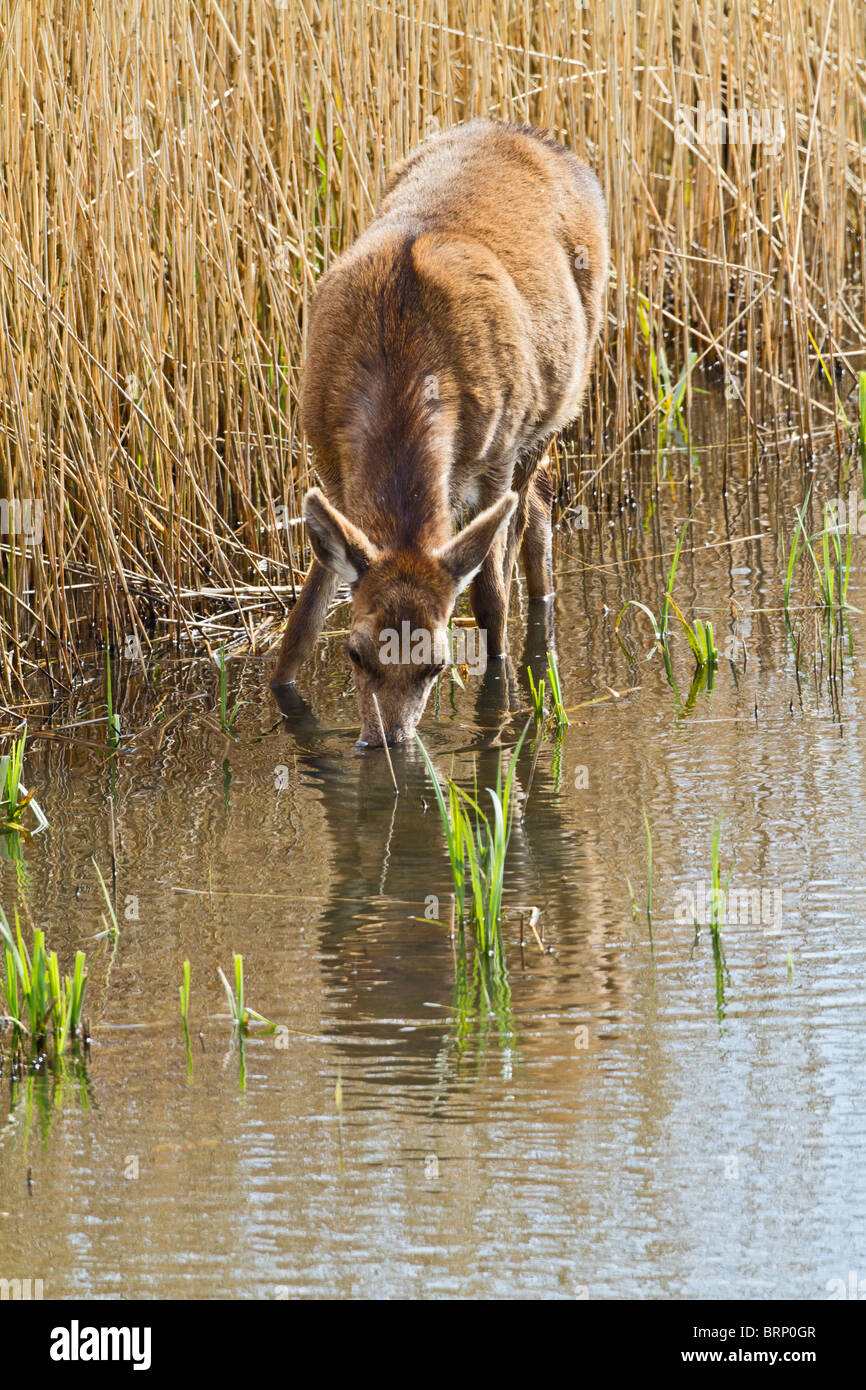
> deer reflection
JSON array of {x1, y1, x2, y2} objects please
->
[{"x1": 275, "y1": 608, "x2": 631, "y2": 1087}]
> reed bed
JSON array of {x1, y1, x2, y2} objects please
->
[{"x1": 0, "y1": 1, "x2": 863, "y2": 703}]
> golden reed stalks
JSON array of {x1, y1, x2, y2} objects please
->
[{"x1": 0, "y1": 1, "x2": 863, "y2": 699}]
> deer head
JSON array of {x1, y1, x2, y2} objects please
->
[{"x1": 302, "y1": 487, "x2": 517, "y2": 746}]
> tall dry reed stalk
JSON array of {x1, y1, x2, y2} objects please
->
[{"x1": 0, "y1": 1, "x2": 863, "y2": 702}]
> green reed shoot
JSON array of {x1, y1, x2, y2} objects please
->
[
  {"x1": 546, "y1": 651, "x2": 569, "y2": 729},
  {"x1": 615, "y1": 595, "x2": 666, "y2": 662},
  {"x1": 637, "y1": 296, "x2": 696, "y2": 456},
  {"x1": 415, "y1": 744, "x2": 469, "y2": 918},
  {"x1": 807, "y1": 329, "x2": 851, "y2": 430},
  {"x1": 217, "y1": 954, "x2": 274, "y2": 1033},
  {"x1": 616, "y1": 521, "x2": 715, "y2": 676},
  {"x1": 660, "y1": 527, "x2": 717, "y2": 673},
  {"x1": 179, "y1": 958, "x2": 193, "y2": 1077},
  {"x1": 785, "y1": 494, "x2": 850, "y2": 616},
  {"x1": 643, "y1": 807, "x2": 653, "y2": 932},
  {"x1": 707, "y1": 816, "x2": 733, "y2": 1018},
  {"x1": 659, "y1": 523, "x2": 689, "y2": 646},
  {"x1": 218, "y1": 643, "x2": 241, "y2": 733},
  {"x1": 220, "y1": 953, "x2": 244, "y2": 1025},
  {"x1": 527, "y1": 666, "x2": 546, "y2": 724},
  {"x1": 783, "y1": 492, "x2": 812, "y2": 618},
  {"x1": 526, "y1": 652, "x2": 568, "y2": 732},
  {"x1": 615, "y1": 524, "x2": 688, "y2": 663},
  {"x1": 816, "y1": 503, "x2": 851, "y2": 612},
  {"x1": 626, "y1": 876, "x2": 639, "y2": 920},
  {"x1": 106, "y1": 645, "x2": 120, "y2": 747},
  {"x1": 0, "y1": 906, "x2": 87, "y2": 1055},
  {"x1": 417, "y1": 723, "x2": 529, "y2": 951},
  {"x1": 179, "y1": 959, "x2": 191, "y2": 1024},
  {"x1": 0, "y1": 729, "x2": 48, "y2": 835},
  {"x1": 666, "y1": 604, "x2": 719, "y2": 671},
  {"x1": 708, "y1": 817, "x2": 729, "y2": 936},
  {"x1": 92, "y1": 858, "x2": 120, "y2": 940}
]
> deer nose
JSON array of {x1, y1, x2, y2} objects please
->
[{"x1": 357, "y1": 723, "x2": 407, "y2": 748}]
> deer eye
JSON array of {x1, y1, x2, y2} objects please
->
[{"x1": 348, "y1": 645, "x2": 363, "y2": 668}]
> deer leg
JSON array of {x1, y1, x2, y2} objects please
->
[
  {"x1": 270, "y1": 558, "x2": 337, "y2": 689},
  {"x1": 503, "y1": 489, "x2": 530, "y2": 594},
  {"x1": 521, "y1": 464, "x2": 554, "y2": 599},
  {"x1": 470, "y1": 489, "x2": 528, "y2": 659},
  {"x1": 470, "y1": 523, "x2": 509, "y2": 658}
]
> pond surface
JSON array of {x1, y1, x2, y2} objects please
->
[{"x1": 2, "y1": 400, "x2": 865, "y2": 1299}]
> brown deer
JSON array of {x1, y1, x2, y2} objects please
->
[{"x1": 271, "y1": 118, "x2": 608, "y2": 745}]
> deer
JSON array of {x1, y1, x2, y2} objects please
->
[{"x1": 271, "y1": 118, "x2": 608, "y2": 746}]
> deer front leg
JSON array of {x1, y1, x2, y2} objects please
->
[
  {"x1": 503, "y1": 488, "x2": 530, "y2": 596},
  {"x1": 469, "y1": 480, "x2": 530, "y2": 658},
  {"x1": 270, "y1": 558, "x2": 337, "y2": 689},
  {"x1": 470, "y1": 524, "x2": 509, "y2": 658},
  {"x1": 521, "y1": 465, "x2": 554, "y2": 599},
  {"x1": 471, "y1": 490, "x2": 528, "y2": 660}
]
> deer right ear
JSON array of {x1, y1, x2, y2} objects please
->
[
  {"x1": 303, "y1": 488, "x2": 378, "y2": 585},
  {"x1": 436, "y1": 491, "x2": 518, "y2": 593}
]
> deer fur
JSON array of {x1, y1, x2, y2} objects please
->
[{"x1": 271, "y1": 117, "x2": 608, "y2": 745}]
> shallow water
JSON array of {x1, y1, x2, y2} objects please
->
[{"x1": 2, "y1": 403, "x2": 865, "y2": 1299}]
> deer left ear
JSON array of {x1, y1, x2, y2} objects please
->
[{"x1": 436, "y1": 491, "x2": 518, "y2": 593}]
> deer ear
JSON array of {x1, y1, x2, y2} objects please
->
[
  {"x1": 436, "y1": 491, "x2": 518, "y2": 593},
  {"x1": 303, "y1": 488, "x2": 378, "y2": 584}
]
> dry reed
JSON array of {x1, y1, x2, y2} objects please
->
[{"x1": 0, "y1": 0, "x2": 863, "y2": 704}]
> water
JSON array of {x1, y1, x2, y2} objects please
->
[{"x1": 2, "y1": 406, "x2": 865, "y2": 1299}]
